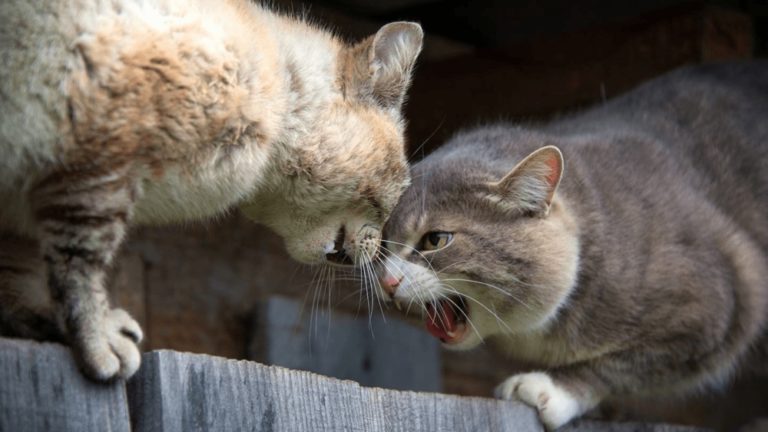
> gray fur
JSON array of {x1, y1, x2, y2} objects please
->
[{"x1": 381, "y1": 61, "x2": 768, "y2": 428}]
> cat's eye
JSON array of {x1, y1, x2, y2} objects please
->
[{"x1": 421, "y1": 232, "x2": 454, "y2": 252}]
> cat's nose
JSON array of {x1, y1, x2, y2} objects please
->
[{"x1": 381, "y1": 274, "x2": 402, "y2": 297}]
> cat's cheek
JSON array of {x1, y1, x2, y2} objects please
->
[
  {"x1": 282, "y1": 237, "x2": 327, "y2": 265},
  {"x1": 282, "y1": 224, "x2": 341, "y2": 265}
]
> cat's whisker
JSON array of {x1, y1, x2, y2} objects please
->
[
  {"x1": 399, "y1": 294, "x2": 421, "y2": 316},
  {"x1": 438, "y1": 291, "x2": 484, "y2": 343},
  {"x1": 436, "y1": 261, "x2": 549, "y2": 291},
  {"x1": 380, "y1": 239, "x2": 440, "y2": 276},
  {"x1": 386, "y1": 252, "x2": 449, "y2": 323},
  {"x1": 372, "y1": 252, "x2": 412, "y2": 296},
  {"x1": 425, "y1": 288, "x2": 452, "y2": 331},
  {"x1": 490, "y1": 302, "x2": 507, "y2": 335},
  {"x1": 298, "y1": 264, "x2": 323, "y2": 349},
  {"x1": 373, "y1": 249, "x2": 436, "y2": 321},
  {"x1": 407, "y1": 116, "x2": 446, "y2": 163},
  {"x1": 374, "y1": 252, "x2": 422, "y2": 306},
  {"x1": 326, "y1": 277, "x2": 365, "y2": 282},
  {"x1": 307, "y1": 264, "x2": 322, "y2": 343},
  {"x1": 314, "y1": 263, "x2": 331, "y2": 340},
  {"x1": 440, "y1": 277, "x2": 533, "y2": 310},
  {"x1": 363, "y1": 253, "x2": 380, "y2": 325},
  {"x1": 324, "y1": 264, "x2": 335, "y2": 342},
  {"x1": 299, "y1": 264, "x2": 321, "y2": 316},
  {"x1": 433, "y1": 260, "x2": 477, "y2": 274},
  {"x1": 319, "y1": 264, "x2": 331, "y2": 337},
  {"x1": 355, "y1": 253, "x2": 376, "y2": 334},
  {"x1": 364, "y1": 249, "x2": 388, "y2": 324},
  {"x1": 441, "y1": 284, "x2": 515, "y2": 334},
  {"x1": 380, "y1": 245, "x2": 498, "y2": 342},
  {"x1": 402, "y1": 271, "x2": 433, "y2": 319}
]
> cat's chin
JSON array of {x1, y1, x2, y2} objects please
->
[{"x1": 442, "y1": 331, "x2": 484, "y2": 351}]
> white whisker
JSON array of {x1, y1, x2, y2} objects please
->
[
  {"x1": 440, "y1": 277, "x2": 532, "y2": 310},
  {"x1": 441, "y1": 284, "x2": 514, "y2": 334}
]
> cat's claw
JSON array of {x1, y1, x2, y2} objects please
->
[
  {"x1": 75, "y1": 308, "x2": 143, "y2": 381},
  {"x1": 495, "y1": 372, "x2": 581, "y2": 431}
]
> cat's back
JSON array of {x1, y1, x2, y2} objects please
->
[
  {"x1": 0, "y1": 0, "x2": 271, "y2": 180},
  {"x1": 0, "y1": 0, "x2": 285, "y2": 230},
  {"x1": 560, "y1": 61, "x2": 768, "y2": 248},
  {"x1": 555, "y1": 61, "x2": 768, "y2": 173}
]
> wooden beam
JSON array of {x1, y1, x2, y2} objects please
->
[
  {"x1": 0, "y1": 338, "x2": 131, "y2": 432},
  {"x1": 0, "y1": 338, "x2": 710, "y2": 432}
]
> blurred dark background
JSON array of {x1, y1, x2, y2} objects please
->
[{"x1": 109, "y1": 1, "x2": 768, "y2": 430}]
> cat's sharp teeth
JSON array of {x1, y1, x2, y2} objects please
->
[{"x1": 394, "y1": 300, "x2": 403, "y2": 311}]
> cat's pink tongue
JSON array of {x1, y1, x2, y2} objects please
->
[{"x1": 425, "y1": 300, "x2": 464, "y2": 343}]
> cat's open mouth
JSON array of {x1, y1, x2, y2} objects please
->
[
  {"x1": 325, "y1": 226, "x2": 354, "y2": 266},
  {"x1": 425, "y1": 296, "x2": 468, "y2": 344}
]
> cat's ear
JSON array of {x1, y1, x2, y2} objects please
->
[
  {"x1": 344, "y1": 22, "x2": 423, "y2": 112},
  {"x1": 488, "y1": 146, "x2": 564, "y2": 216}
]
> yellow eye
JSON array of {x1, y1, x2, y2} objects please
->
[{"x1": 421, "y1": 232, "x2": 453, "y2": 251}]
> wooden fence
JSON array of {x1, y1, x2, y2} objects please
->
[{"x1": 0, "y1": 337, "x2": 707, "y2": 432}]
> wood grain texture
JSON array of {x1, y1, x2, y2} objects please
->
[
  {"x1": 127, "y1": 349, "x2": 544, "y2": 432},
  {"x1": 126, "y1": 349, "x2": 709, "y2": 432},
  {"x1": 0, "y1": 338, "x2": 710, "y2": 432},
  {"x1": 0, "y1": 338, "x2": 130, "y2": 432}
]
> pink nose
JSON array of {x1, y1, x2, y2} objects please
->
[{"x1": 381, "y1": 274, "x2": 402, "y2": 297}]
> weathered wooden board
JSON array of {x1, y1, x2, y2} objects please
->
[
  {"x1": 127, "y1": 349, "x2": 709, "y2": 432},
  {"x1": 127, "y1": 349, "x2": 544, "y2": 432},
  {"x1": 0, "y1": 338, "x2": 131, "y2": 432},
  {"x1": 0, "y1": 338, "x2": 710, "y2": 432}
]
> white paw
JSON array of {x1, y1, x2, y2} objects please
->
[
  {"x1": 495, "y1": 372, "x2": 581, "y2": 430},
  {"x1": 76, "y1": 308, "x2": 143, "y2": 381}
]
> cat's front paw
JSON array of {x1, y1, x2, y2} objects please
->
[
  {"x1": 495, "y1": 372, "x2": 581, "y2": 430},
  {"x1": 73, "y1": 308, "x2": 143, "y2": 381}
]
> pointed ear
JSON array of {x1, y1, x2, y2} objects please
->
[
  {"x1": 343, "y1": 22, "x2": 423, "y2": 112},
  {"x1": 487, "y1": 146, "x2": 564, "y2": 215},
  {"x1": 370, "y1": 22, "x2": 423, "y2": 109}
]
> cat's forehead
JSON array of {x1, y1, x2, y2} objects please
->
[
  {"x1": 385, "y1": 154, "x2": 494, "y2": 237},
  {"x1": 385, "y1": 172, "x2": 455, "y2": 236},
  {"x1": 310, "y1": 102, "x2": 409, "y2": 217}
]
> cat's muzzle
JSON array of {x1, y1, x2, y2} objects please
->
[{"x1": 325, "y1": 225, "x2": 380, "y2": 266}]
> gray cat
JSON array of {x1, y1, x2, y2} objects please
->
[{"x1": 377, "y1": 61, "x2": 768, "y2": 429}]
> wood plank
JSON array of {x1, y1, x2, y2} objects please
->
[
  {"x1": 0, "y1": 338, "x2": 709, "y2": 432},
  {"x1": 0, "y1": 338, "x2": 131, "y2": 432},
  {"x1": 127, "y1": 349, "x2": 544, "y2": 432},
  {"x1": 127, "y1": 349, "x2": 708, "y2": 432}
]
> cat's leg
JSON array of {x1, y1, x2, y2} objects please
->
[
  {"x1": 495, "y1": 345, "x2": 730, "y2": 430},
  {"x1": 30, "y1": 169, "x2": 143, "y2": 380},
  {"x1": 0, "y1": 233, "x2": 62, "y2": 342},
  {"x1": 495, "y1": 370, "x2": 600, "y2": 430}
]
